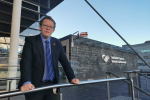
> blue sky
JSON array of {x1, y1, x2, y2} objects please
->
[{"x1": 49, "y1": 0, "x2": 150, "y2": 47}]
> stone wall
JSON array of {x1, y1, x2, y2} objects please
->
[{"x1": 70, "y1": 38, "x2": 138, "y2": 81}]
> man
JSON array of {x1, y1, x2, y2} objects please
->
[{"x1": 18, "y1": 16, "x2": 79, "y2": 100}]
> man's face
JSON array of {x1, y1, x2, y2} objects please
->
[{"x1": 39, "y1": 19, "x2": 55, "y2": 39}]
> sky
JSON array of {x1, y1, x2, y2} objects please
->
[{"x1": 48, "y1": 0, "x2": 150, "y2": 47}]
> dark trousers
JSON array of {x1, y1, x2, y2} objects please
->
[{"x1": 25, "y1": 81, "x2": 56, "y2": 100}]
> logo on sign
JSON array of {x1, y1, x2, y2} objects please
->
[
  {"x1": 102, "y1": 54, "x2": 126, "y2": 64},
  {"x1": 102, "y1": 54, "x2": 110, "y2": 62}
]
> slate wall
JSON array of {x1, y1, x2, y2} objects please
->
[{"x1": 70, "y1": 38, "x2": 138, "y2": 81}]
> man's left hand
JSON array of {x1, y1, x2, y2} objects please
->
[{"x1": 71, "y1": 79, "x2": 80, "y2": 84}]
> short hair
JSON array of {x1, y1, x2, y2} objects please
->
[{"x1": 39, "y1": 16, "x2": 56, "y2": 28}]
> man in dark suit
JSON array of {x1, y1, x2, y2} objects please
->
[{"x1": 18, "y1": 16, "x2": 79, "y2": 100}]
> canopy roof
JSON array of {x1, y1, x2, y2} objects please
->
[{"x1": 0, "y1": 0, "x2": 63, "y2": 37}]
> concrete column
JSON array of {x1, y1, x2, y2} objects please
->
[{"x1": 7, "y1": 0, "x2": 22, "y2": 90}]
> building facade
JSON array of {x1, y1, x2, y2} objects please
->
[
  {"x1": 61, "y1": 35, "x2": 138, "y2": 81},
  {"x1": 123, "y1": 41, "x2": 150, "y2": 71}
]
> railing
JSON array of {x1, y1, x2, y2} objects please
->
[
  {"x1": 0, "y1": 78, "x2": 20, "y2": 100},
  {"x1": 134, "y1": 70, "x2": 150, "y2": 90},
  {"x1": 106, "y1": 71, "x2": 150, "y2": 100},
  {"x1": 123, "y1": 70, "x2": 150, "y2": 100},
  {"x1": 123, "y1": 70, "x2": 150, "y2": 91},
  {"x1": 0, "y1": 77, "x2": 135, "y2": 100}
]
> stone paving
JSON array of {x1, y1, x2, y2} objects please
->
[{"x1": 0, "y1": 76, "x2": 150, "y2": 100}]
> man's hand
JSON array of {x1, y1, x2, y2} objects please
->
[
  {"x1": 21, "y1": 83, "x2": 35, "y2": 92},
  {"x1": 71, "y1": 79, "x2": 80, "y2": 84}
]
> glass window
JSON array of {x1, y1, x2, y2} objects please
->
[
  {"x1": 22, "y1": 1, "x2": 38, "y2": 11},
  {"x1": 137, "y1": 49, "x2": 150, "y2": 53},
  {"x1": 20, "y1": 28, "x2": 39, "y2": 36}
]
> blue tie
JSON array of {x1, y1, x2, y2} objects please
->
[{"x1": 45, "y1": 40, "x2": 54, "y2": 81}]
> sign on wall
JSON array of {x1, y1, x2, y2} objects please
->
[{"x1": 102, "y1": 54, "x2": 126, "y2": 64}]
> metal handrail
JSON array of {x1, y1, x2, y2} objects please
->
[
  {"x1": 0, "y1": 77, "x2": 135, "y2": 100},
  {"x1": 123, "y1": 70, "x2": 140, "y2": 73},
  {"x1": 0, "y1": 64, "x2": 20, "y2": 67},
  {"x1": 123, "y1": 70, "x2": 150, "y2": 84},
  {"x1": 124, "y1": 70, "x2": 150, "y2": 91},
  {"x1": 135, "y1": 71, "x2": 150, "y2": 79},
  {"x1": 136, "y1": 71, "x2": 150, "y2": 91},
  {"x1": 0, "y1": 78, "x2": 20, "y2": 100},
  {"x1": 106, "y1": 71, "x2": 150, "y2": 96},
  {"x1": 0, "y1": 77, "x2": 20, "y2": 81}
]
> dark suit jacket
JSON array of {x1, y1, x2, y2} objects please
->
[{"x1": 18, "y1": 34, "x2": 75, "y2": 89}]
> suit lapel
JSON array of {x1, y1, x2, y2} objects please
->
[{"x1": 36, "y1": 35, "x2": 45, "y2": 68}]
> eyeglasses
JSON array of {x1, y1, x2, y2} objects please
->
[{"x1": 42, "y1": 24, "x2": 54, "y2": 29}]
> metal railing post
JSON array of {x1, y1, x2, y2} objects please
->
[
  {"x1": 145, "y1": 73, "x2": 148, "y2": 90},
  {"x1": 60, "y1": 93, "x2": 62, "y2": 100},
  {"x1": 135, "y1": 73, "x2": 140, "y2": 100},
  {"x1": 127, "y1": 73, "x2": 131, "y2": 94},
  {"x1": 129, "y1": 78, "x2": 135, "y2": 100},
  {"x1": 138, "y1": 73, "x2": 141, "y2": 88},
  {"x1": 106, "y1": 74, "x2": 110, "y2": 100},
  {"x1": 8, "y1": 80, "x2": 12, "y2": 100}
]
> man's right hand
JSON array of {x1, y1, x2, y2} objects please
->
[{"x1": 21, "y1": 83, "x2": 35, "y2": 92}]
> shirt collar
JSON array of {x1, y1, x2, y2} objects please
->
[{"x1": 40, "y1": 34, "x2": 51, "y2": 42}]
